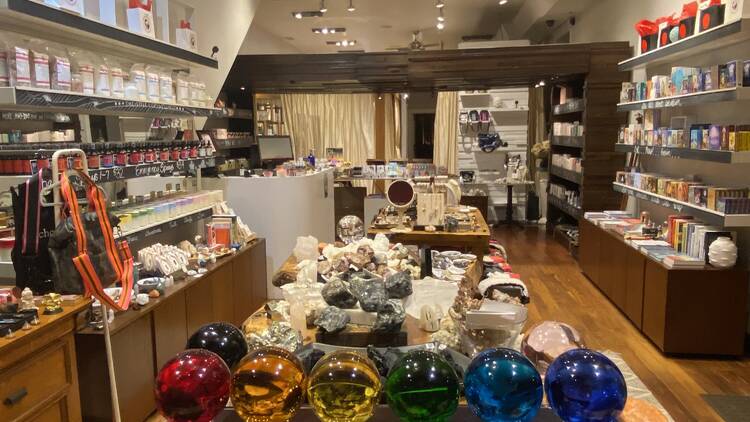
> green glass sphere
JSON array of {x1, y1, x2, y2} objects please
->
[{"x1": 385, "y1": 350, "x2": 460, "y2": 422}]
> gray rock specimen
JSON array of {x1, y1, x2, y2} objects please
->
[
  {"x1": 315, "y1": 306, "x2": 350, "y2": 333},
  {"x1": 350, "y1": 276, "x2": 387, "y2": 312},
  {"x1": 385, "y1": 271, "x2": 413, "y2": 298},
  {"x1": 321, "y1": 278, "x2": 358, "y2": 308},
  {"x1": 373, "y1": 300, "x2": 406, "y2": 332}
]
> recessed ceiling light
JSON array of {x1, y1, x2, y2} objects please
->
[
  {"x1": 319, "y1": 0, "x2": 327, "y2": 13},
  {"x1": 437, "y1": 21, "x2": 445, "y2": 30},
  {"x1": 336, "y1": 41, "x2": 342, "y2": 46},
  {"x1": 438, "y1": 8, "x2": 445, "y2": 22},
  {"x1": 499, "y1": 0, "x2": 508, "y2": 5},
  {"x1": 348, "y1": 0, "x2": 356, "y2": 12},
  {"x1": 322, "y1": 27, "x2": 329, "y2": 34},
  {"x1": 293, "y1": 12, "x2": 303, "y2": 19},
  {"x1": 404, "y1": 93, "x2": 410, "y2": 99},
  {"x1": 240, "y1": 86, "x2": 245, "y2": 91},
  {"x1": 539, "y1": 80, "x2": 546, "y2": 86},
  {"x1": 436, "y1": 0, "x2": 445, "y2": 8},
  {"x1": 330, "y1": 28, "x2": 336, "y2": 33}
]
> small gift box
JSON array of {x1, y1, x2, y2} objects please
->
[
  {"x1": 176, "y1": 20, "x2": 198, "y2": 52},
  {"x1": 635, "y1": 19, "x2": 659, "y2": 54},
  {"x1": 678, "y1": 1, "x2": 699, "y2": 39},
  {"x1": 127, "y1": 0, "x2": 155, "y2": 39},
  {"x1": 659, "y1": 15, "x2": 680, "y2": 47},
  {"x1": 699, "y1": 0, "x2": 725, "y2": 32},
  {"x1": 45, "y1": 0, "x2": 85, "y2": 15}
]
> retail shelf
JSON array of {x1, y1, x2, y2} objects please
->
[
  {"x1": 0, "y1": 0, "x2": 218, "y2": 68},
  {"x1": 550, "y1": 165, "x2": 582, "y2": 184},
  {"x1": 618, "y1": 19, "x2": 747, "y2": 71},
  {"x1": 616, "y1": 87, "x2": 750, "y2": 112},
  {"x1": 90, "y1": 157, "x2": 221, "y2": 184},
  {"x1": 116, "y1": 205, "x2": 214, "y2": 244},
  {"x1": 551, "y1": 135, "x2": 584, "y2": 148},
  {"x1": 553, "y1": 100, "x2": 584, "y2": 116},
  {"x1": 613, "y1": 182, "x2": 750, "y2": 227},
  {"x1": 0, "y1": 87, "x2": 223, "y2": 118},
  {"x1": 213, "y1": 138, "x2": 254, "y2": 150},
  {"x1": 459, "y1": 93, "x2": 492, "y2": 108},
  {"x1": 548, "y1": 195, "x2": 582, "y2": 219},
  {"x1": 614, "y1": 144, "x2": 750, "y2": 164},
  {"x1": 225, "y1": 109, "x2": 254, "y2": 120},
  {"x1": 490, "y1": 109, "x2": 528, "y2": 126}
]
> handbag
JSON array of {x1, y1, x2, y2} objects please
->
[
  {"x1": 11, "y1": 169, "x2": 56, "y2": 294},
  {"x1": 47, "y1": 169, "x2": 134, "y2": 310}
]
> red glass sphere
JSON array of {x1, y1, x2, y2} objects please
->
[{"x1": 155, "y1": 349, "x2": 231, "y2": 422}]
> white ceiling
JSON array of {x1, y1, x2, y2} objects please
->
[{"x1": 250, "y1": 0, "x2": 525, "y2": 53}]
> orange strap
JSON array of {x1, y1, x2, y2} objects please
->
[{"x1": 60, "y1": 171, "x2": 133, "y2": 311}]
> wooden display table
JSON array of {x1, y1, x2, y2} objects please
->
[
  {"x1": 367, "y1": 209, "x2": 490, "y2": 259},
  {"x1": 579, "y1": 218, "x2": 748, "y2": 356},
  {"x1": 0, "y1": 297, "x2": 90, "y2": 422},
  {"x1": 76, "y1": 239, "x2": 268, "y2": 422}
]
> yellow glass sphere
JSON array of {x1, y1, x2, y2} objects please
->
[
  {"x1": 306, "y1": 350, "x2": 382, "y2": 422},
  {"x1": 230, "y1": 346, "x2": 305, "y2": 422}
]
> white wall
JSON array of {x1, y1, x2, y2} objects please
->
[{"x1": 573, "y1": 0, "x2": 750, "y2": 332}]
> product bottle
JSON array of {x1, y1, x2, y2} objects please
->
[
  {"x1": 170, "y1": 141, "x2": 181, "y2": 161},
  {"x1": 307, "y1": 149, "x2": 316, "y2": 167},
  {"x1": 116, "y1": 142, "x2": 128, "y2": 167},
  {"x1": 87, "y1": 143, "x2": 100, "y2": 169}
]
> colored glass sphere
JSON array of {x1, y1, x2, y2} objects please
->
[
  {"x1": 154, "y1": 349, "x2": 231, "y2": 422},
  {"x1": 385, "y1": 350, "x2": 460, "y2": 422},
  {"x1": 521, "y1": 321, "x2": 585, "y2": 373},
  {"x1": 545, "y1": 349, "x2": 627, "y2": 422},
  {"x1": 464, "y1": 348, "x2": 543, "y2": 422},
  {"x1": 186, "y1": 322, "x2": 249, "y2": 369},
  {"x1": 307, "y1": 350, "x2": 382, "y2": 422},
  {"x1": 230, "y1": 346, "x2": 305, "y2": 422}
]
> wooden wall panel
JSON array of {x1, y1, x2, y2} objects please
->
[
  {"x1": 185, "y1": 277, "x2": 214, "y2": 335},
  {"x1": 152, "y1": 290, "x2": 188, "y2": 371},
  {"x1": 111, "y1": 316, "x2": 155, "y2": 422},
  {"x1": 211, "y1": 264, "x2": 235, "y2": 324}
]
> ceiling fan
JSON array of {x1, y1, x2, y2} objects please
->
[{"x1": 386, "y1": 31, "x2": 442, "y2": 52}]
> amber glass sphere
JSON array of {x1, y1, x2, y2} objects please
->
[
  {"x1": 230, "y1": 346, "x2": 305, "y2": 422},
  {"x1": 307, "y1": 350, "x2": 382, "y2": 422}
]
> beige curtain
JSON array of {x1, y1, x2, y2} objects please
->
[
  {"x1": 384, "y1": 94, "x2": 402, "y2": 161},
  {"x1": 433, "y1": 91, "x2": 458, "y2": 174},
  {"x1": 281, "y1": 93, "x2": 376, "y2": 164},
  {"x1": 527, "y1": 86, "x2": 547, "y2": 184}
]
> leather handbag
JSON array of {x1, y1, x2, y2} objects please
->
[{"x1": 47, "y1": 169, "x2": 134, "y2": 310}]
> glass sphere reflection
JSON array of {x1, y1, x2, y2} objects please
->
[
  {"x1": 545, "y1": 349, "x2": 627, "y2": 422},
  {"x1": 337, "y1": 215, "x2": 365, "y2": 244},
  {"x1": 307, "y1": 350, "x2": 382, "y2": 422},
  {"x1": 464, "y1": 348, "x2": 543, "y2": 422},
  {"x1": 186, "y1": 322, "x2": 249, "y2": 369},
  {"x1": 154, "y1": 349, "x2": 230, "y2": 422},
  {"x1": 521, "y1": 321, "x2": 584, "y2": 373},
  {"x1": 231, "y1": 346, "x2": 305, "y2": 422},
  {"x1": 385, "y1": 350, "x2": 460, "y2": 422}
]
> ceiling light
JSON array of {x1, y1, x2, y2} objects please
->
[
  {"x1": 342, "y1": 40, "x2": 349, "y2": 46},
  {"x1": 438, "y1": 8, "x2": 445, "y2": 22},
  {"x1": 378, "y1": 94, "x2": 383, "y2": 100},
  {"x1": 336, "y1": 41, "x2": 342, "y2": 46},
  {"x1": 350, "y1": 40, "x2": 356, "y2": 45},
  {"x1": 437, "y1": 21, "x2": 445, "y2": 30},
  {"x1": 313, "y1": 29, "x2": 321, "y2": 33},
  {"x1": 499, "y1": 0, "x2": 508, "y2": 4},
  {"x1": 330, "y1": 28, "x2": 336, "y2": 33},
  {"x1": 539, "y1": 80, "x2": 546, "y2": 86},
  {"x1": 319, "y1": 0, "x2": 327, "y2": 13},
  {"x1": 293, "y1": 12, "x2": 303, "y2": 19},
  {"x1": 404, "y1": 93, "x2": 410, "y2": 99},
  {"x1": 348, "y1": 0, "x2": 356, "y2": 12},
  {"x1": 436, "y1": 0, "x2": 445, "y2": 8},
  {"x1": 322, "y1": 27, "x2": 329, "y2": 34},
  {"x1": 240, "y1": 86, "x2": 246, "y2": 91}
]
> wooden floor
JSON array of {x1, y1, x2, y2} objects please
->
[{"x1": 494, "y1": 226, "x2": 750, "y2": 422}]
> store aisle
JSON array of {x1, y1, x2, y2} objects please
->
[{"x1": 493, "y1": 226, "x2": 750, "y2": 422}]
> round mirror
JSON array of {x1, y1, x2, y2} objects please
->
[{"x1": 387, "y1": 180, "x2": 415, "y2": 207}]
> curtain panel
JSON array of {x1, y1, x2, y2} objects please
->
[{"x1": 433, "y1": 91, "x2": 459, "y2": 174}]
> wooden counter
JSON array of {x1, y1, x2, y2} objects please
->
[
  {"x1": 367, "y1": 209, "x2": 490, "y2": 257},
  {"x1": 0, "y1": 298, "x2": 90, "y2": 422},
  {"x1": 76, "y1": 239, "x2": 268, "y2": 422},
  {"x1": 579, "y1": 218, "x2": 748, "y2": 356}
]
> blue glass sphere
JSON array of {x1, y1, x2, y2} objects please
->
[
  {"x1": 464, "y1": 348, "x2": 543, "y2": 422},
  {"x1": 544, "y1": 349, "x2": 627, "y2": 422}
]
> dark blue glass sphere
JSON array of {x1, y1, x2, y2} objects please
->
[
  {"x1": 544, "y1": 349, "x2": 627, "y2": 422},
  {"x1": 464, "y1": 348, "x2": 543, "y2": 422}
]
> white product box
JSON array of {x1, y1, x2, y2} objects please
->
[
  {"x1": 127, "y1": 7, "x2": 155, "y2": 38},
  {"x1": 98, "y1": 0, "x2": 117, "y2": 26},
  {"x1": 176, "y1": 27, "x2": 198, "y2": 52}
]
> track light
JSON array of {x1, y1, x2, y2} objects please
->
[
  {"x1": 437, "y1": 21, "x2": 445, "y2": 30},
  {"x1": 319, "y1": 0, "x2": 327, "y2": 13},
  {"x1": 404, "y1": 93, "x2": 410, "y2": 99},
  {"x1": 330, "y1": 28, "x2": 336, "y2": 33},
  {"x1": 539, "y1": 80, "x2": 546, "y2": 86},
  {"x1": 378, "y1": 94, "x2": 383, "y2": 100},
  {"x1": 322, "y1": 27, "x2": 329, "y2": 34},
  {"x1": 348, "y1": 0, "x2": 356, "y2": 12},
  {"x1": 240, "y1": 86, "x2": 246, "y2": 91},
  {"x1": 499, "y1": 0, "x2": 508, "y2": 5},
  {"x1": 438, "y1": 8, "x2": 445, "y2": 22},
  {"x1": 293, "y1": 12, "x2": 303, "y2": 19},
  {"x1": 336, "y1": 41, "x2": 342, "y2": 46},
  {"x1": 436, "y1": 0, "x2": 445, "y2": 8}
]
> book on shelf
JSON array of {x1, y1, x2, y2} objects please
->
[
  {"x1": 663, "y1": 254, "x2": 705, "y2": 269},
  {"x1": 603, "y1": 210, "x2": 633, "y2": 218}
]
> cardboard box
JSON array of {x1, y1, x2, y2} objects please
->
[
  {"x1": 176, "y1": 27, "x2": 198, "y2": 52},
  {"x1": 127, "y1": 7, "x2": 155, "y2": 38},
  {"x1": 698, "y1": 1, "x2": 726, "y2": 32}
]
